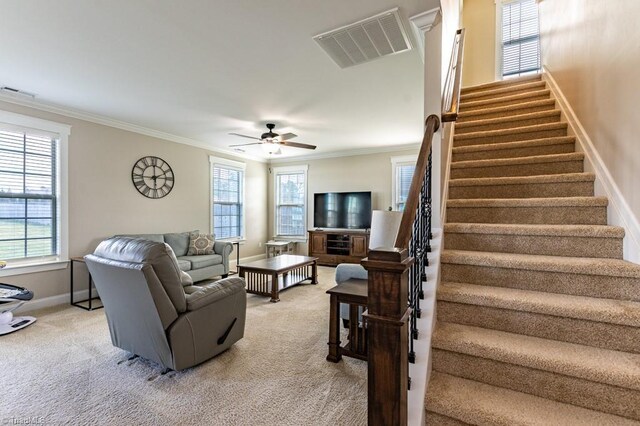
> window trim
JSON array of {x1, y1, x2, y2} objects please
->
[
  {"x1": 272, "y1": 164, "x2": 308, "y2": 242},
  {"x1": 391, "y1": 155, "x2": 417, "y2": 212},
  {"x1": 209, "y1": 156, "x2": 246, "y2": 241},
  {"x1": 0, "y1": 110, "x2": 70, "y2": 276},
  {"x1": 495, "y1": 0, "x2": 541, "y2": 80}
]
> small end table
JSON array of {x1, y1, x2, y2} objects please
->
[
  {"x1": 229, "y1": 241, "x2": 241, "y2": 275},
  {"x1": 326, "y1": 278, "x2": 368, "y2": 362},
  {"x1": 70, "y1": 257, "x2": 103, "y2": 311},
  {"x1": 265, "y1": 240, "x2": 297, "y2": 258}
]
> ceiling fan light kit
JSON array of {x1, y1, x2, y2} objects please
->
[{"x1": 229, "y1": 123, "x2": 316, "y2": 154}]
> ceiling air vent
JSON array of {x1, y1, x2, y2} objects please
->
[{"x1": 314, "y1": 8, "x2": 412, "y2": 68}]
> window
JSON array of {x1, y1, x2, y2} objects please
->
[
  {"x1": 274, "y1": 165, "x2": 308, "y2": 239},
  {"x1": 391, "y1": 155, "x2": 416, "y2": 212},
  {"x1": 499, "y1": 0, "x2": 540, "y2": 78},
  {"x1": 0, "y1": 110, "x2": 69, "y2": 273},
  {"x1": 210, "y1": 156, "x2": 245, "y2": 240}
]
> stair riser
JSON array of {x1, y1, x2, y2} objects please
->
[
  {"x1": 424, "y1": 412, "x2": 468, "y2": 426},
  {"x1": 461, "y1": 76, "x2": 542, "y2": 95},
  {"x1": 451, "y1": 160, "x2": 583, "y2": 179},
  {"x1": 455, "y1": 114, "x2": 560, "y2": 134},
  {"x1": 460, "y1": 93, "x2": 551, "y2": 113},
  {"x1": 452, "y1": 142, "x2": 575, "y2": 162},
  {"x1": 441, "y1": 263, "x2": 640, "y2": 301},
  {"x1": 454, "y1": 127, "x2": 567, "y2": 147},
  {"x1": 444, "y1": 232, "x2": 621, "y2": 258},
  {"x1": 448, "y1": 181, "x2": 593, "y2": 199},
  {"x1": 447, "y1": 205, "x2": 607, "y2": 225},
  {"x1": 461, "y1": 83, "x2": 547, "y2": 103},
  {"x1": 437, "y1": 302, "x2": 640, "y2": 353},
  {"x1": 457, "y1": 103, "x2": 556, "y2": 123},
  {"x1": 432, "y1": 350, "x2": 640, "y2": 421}
]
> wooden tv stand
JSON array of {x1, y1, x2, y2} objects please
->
[{"x1": 308, "y1": 229, "x2": 369, "y2": 266}]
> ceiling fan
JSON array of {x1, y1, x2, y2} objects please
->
[{"x1": 229, "y1": 123, "x2": 316, "y2": 154}]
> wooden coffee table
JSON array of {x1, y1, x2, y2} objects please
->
[{"x1": 238, "y1": 255, "x2": 318, "y2": 302}]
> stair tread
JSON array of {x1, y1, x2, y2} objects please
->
[
  {"x1": 454, "y1": 122, "x2": 567, "y2": 141},
  {"x1": 442, "y1": 249, "x2": 640, "y2": 278},
  {"x1": 439, "y1": 281, "x2": 640, "y2": 327},
  {"x1": 460, "y1": 81, "x2": 547, "y2": 102},
  {"x1": 457, "y1": 99, "x2": 556, "y2": 121},
  {"x1": 449, "y1": 172, "x2": 594, "y2": 187},
  {"x1": 447, "y1": 196, "x2": 608, "y2": 208},
  {"x1": 460, "y1": 89, "x2": 551, "y2": 110},
  {"x1": 444, "y1": 222, "x2": 624, "y2": 237},
  {"x1": 426, "y1": 372, "x2": 639, "y2": 426},
  {"x1": 432, "y1": 322, "x2": 640, "y2": 390},
  {"x1": 455, "y1": 109, "x2": 560, "y2": 129},
  {"x1": 461, "y1": 74, "x2": 543, "y2": 94},
  {"x1": 452, "y1": 136, "x2": 575, "y2": 154},
  {"x1": 451, "y1": 152, "x2": 583, "y2": 169}
]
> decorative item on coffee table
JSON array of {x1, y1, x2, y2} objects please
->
[{"x1": 238, "y1": 255, "x2": 318, "y2": 303}]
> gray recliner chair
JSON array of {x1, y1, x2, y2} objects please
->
[{"x1": 84, "y1": 237, "x2": 246, "y2": 371}]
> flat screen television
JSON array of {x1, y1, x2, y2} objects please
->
[{"x1": 314, "y1": 191, "x2": 372, "y2": 229}]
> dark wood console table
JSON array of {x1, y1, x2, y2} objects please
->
[
  {"x1": 326, "y1": 278, "x2": 368, "y2": 362},
  {"x1": 308, "y1": 229, "x2": 369, "y2": 266},
  {"x1": 238, "y1": 255, "x2": 318, "y2": 303}
]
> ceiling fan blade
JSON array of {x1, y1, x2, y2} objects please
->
[
  {"x1": 229, "y1": 142, "x2": 264, "y2": 147},
  {"x1": 279, "y1": 132, "x2": 298, "y2": 141},
  {"x1": 280, "y1": 141, "x2": 317, "y2": 150},
  {"x1": 229, "y1": 132, "x2": 262, "y2": 141}
]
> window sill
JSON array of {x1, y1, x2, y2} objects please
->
[
  {"x1": 273, "y1": 237, "x2": 308, "y2": 243},
  {"x1": 0, "y1": 259, "x2": 69, "y2": 278}
]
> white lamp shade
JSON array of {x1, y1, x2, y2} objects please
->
[{"x1": 369, "y1": 210, "x2": 403, "y2": 250}]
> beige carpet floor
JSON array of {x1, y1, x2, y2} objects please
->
[{"x1": 0, "y1": 266, "x2": 367, "y2": 425}]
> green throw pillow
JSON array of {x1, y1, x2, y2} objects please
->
[{"x1": 187, "y1": 233, "x2": 215, "y2": 255}]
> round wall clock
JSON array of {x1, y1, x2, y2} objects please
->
[{"x1": 131, "y1": 156, "x2": 174, "y2": 199}]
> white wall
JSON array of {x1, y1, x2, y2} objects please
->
[{"x1": 539, "y1": 0, "x2": 640, "y2": 256}]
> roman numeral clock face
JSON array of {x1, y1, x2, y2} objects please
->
[{"x1": 131, "y1": 156, "x2": 175, "y2": 199}]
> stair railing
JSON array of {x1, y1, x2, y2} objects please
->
[
  {"x1": 442, "y1": 28, "x2": 466, "y2": 123},
  {"x1": 363, "y1": 27, "x2": 465, "y2": 426}
]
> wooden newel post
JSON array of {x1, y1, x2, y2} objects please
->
[{"x1": 362, "y1": 247, "x2": 413, "y2": 426}]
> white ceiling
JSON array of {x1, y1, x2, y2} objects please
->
[{"x1": 0, "y1": 0, "x2": 434, "y2": 160}]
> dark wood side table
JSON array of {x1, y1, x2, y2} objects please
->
[
  {"x1": 326, "y1": 278, "x2": 368, "y2": 362},
  {"x1": 70, "y1": 257, "x2": 103, "y2": 311}
]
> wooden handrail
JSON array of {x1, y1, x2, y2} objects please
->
[
  {"x1": 442, "y1": 28, "x2": 466, "y2": 123},
  {"x1": 394, "y1": 114, "x2": 440, "y2": 249}
]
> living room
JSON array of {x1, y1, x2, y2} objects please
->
[{"x1": 0, "y1": 1, "x2": 434, "y2": 424}]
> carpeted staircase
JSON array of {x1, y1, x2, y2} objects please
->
[{"x1": 425, "y1": 74, "x2": 640, "y2": 425}]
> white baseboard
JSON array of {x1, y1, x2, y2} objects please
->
[
  {"x1": 230, "y1": 253, "x2": 267, "y2": 268},
  {"x1": 408, "y1": 227, "x2": 441, "y2": 426},
  {"x1": 543, "y1": 68, "x2": 640, "y2": 263},
  {"x1": 17, "y1": 289, "x2": 93, "y2": 314}
]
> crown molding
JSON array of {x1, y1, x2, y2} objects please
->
[
  {"x1": 0, "y1": 93, "x2": 267, "y2": 163},
  {"x1": 0, "y1": 93, "x2": 420, "y2": 166},
  {"x1": 409, "y1": 7, "x2": 442, "y2": 63},
  {"x1": 268, "y1": 142, "x2": 420, "y2": 164}
]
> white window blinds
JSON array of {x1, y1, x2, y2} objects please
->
[
  {"x1": 0, "y1": 129, "x2": 57, "y2": 260},
  {"x1": 276, "y1": 171, "x2": 306, "y2": 237},
  {"x1": 395, "y1": 164, "x2": 415, "y2": 212},
  {"x1": 212, "y1": 165, "x2": 243, "y2": 240},
  {"x1": 501, "y1": 0, "x2": 540, "y2": 78}
]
